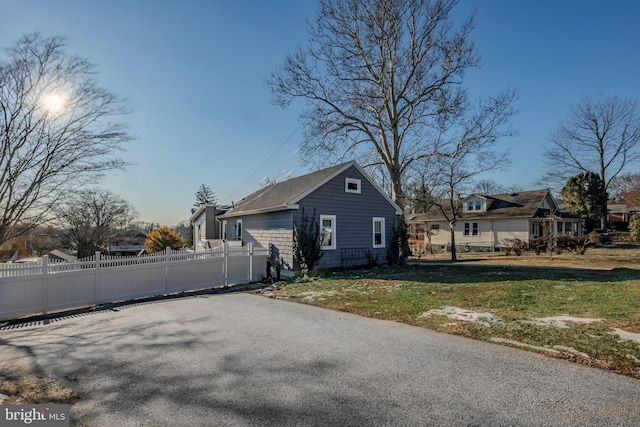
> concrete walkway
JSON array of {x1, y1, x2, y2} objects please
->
[{"x1": 1, "y1": 293, "x2": 639, "y2": 426}]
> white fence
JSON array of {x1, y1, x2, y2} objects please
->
[{"x1": 0, "y1": 243, "x2": 269, "y2": 320}]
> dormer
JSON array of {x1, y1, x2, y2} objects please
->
[
  {"x1": 539, "y1": 192, "x2": 557, "y2": 211},
  {"x1": 463, "y1": 195, "x2": 487, "y2": 213}
]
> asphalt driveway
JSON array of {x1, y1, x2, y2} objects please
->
[{"x1": 1, "y1": 292, "x2": 639, "y2": 426}]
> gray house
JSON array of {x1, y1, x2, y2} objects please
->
[
  {"x1": 190, "y1": 205, "x2": 231, "y2": 251},
  {"x1": 217, "y1": 161, "x2": 402, "y2": 270}
]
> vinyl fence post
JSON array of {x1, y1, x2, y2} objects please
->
[
  {"x1": 165, "y1": 247, "x2": 170, "y2": 293},
  {"x1": 95, "y1": 251, "x2": 101, "y2": 304},
  {"x1": 41, "y1": 255, "x2": 49, "y2": 316},
  {"x1": 248, "y1": 242, "x2": 253, "y2": 282},
  {"x1": 223, "y1": 243, "x2": 229, "y2": 287}
]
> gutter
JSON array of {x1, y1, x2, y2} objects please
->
[{"x1": 218, "y1": 203, "x2": 300, "y2": 219}]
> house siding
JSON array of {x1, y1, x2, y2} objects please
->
[
  {"x1": 240, "y1": 211, "x2": 294, "y2": 270},
  {"x1": 490, "y1": 219, "x2": 530, "y2": 244},
  {"x1": 421, "y1": 218, "x2": 530, "y2": 249},
  {"x1": 204, "y1": 206, "x2": 220, "y2": 239},
  {"x1": 294, "y1": 165, "x2": 397, "y2": 269},
  {"x1": 422, "y1": 221, "x2": 451, "y2": 247},
  {"x1": 192, "y1": 213, "x2": 208, "y2": 251},
  {"x1": 192, "y1": 206, "x2": 224, "y2": 250}
]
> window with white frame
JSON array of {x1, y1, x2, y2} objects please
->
[
  {"x1": 320, "y1": 215, "x2": 336, "y2": 250},
  {"x1": 345, "y1": 178, "x2": 361, "y2": 194},
  {"x1": 373, "y1": 217, "x2": 385, "y2": 248},
  {"x1": 464, "y1": 222, "x2": 479, "y2": 236},
  {"x1": 467, "y1": 199, "x2": 482, "y2": 211}
]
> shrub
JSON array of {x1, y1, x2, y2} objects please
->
[
  {"x1": 365, "y1": 249, "x2": 381, "y2": 268},
  {"x1": 293, "y1": 208, "x2": 323, "y2": 272},
  {"x1": 630, "y1": 215, "x2": 640, "y2": 242},
  {"x1": 530, "y1": 235, "x2": 589, "y2": 255},
  {"x1": 502, "y1": 238, "x2": 527, "y2": 256},
  {"x1": 145, "y1": 227, "x2": 186, "y2": 253},
  {"x1": 388, "y1": 218, "x2": 411, "y2": 265}
]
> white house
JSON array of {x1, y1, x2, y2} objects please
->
[{"x1": 407, "y1": 189, "x2": 583, "y2": 254}]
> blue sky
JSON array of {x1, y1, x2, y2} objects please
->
[{"x1": 2, "y1": 1, "x2": 639, "y2": 226}]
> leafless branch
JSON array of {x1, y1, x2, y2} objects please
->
[{"x1": 0, "y1": 33, "x2": 132, "y2": 245}]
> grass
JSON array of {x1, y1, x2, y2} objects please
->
[{"x1": 266, "y1": 245, "x2": 640, "y2": 379}]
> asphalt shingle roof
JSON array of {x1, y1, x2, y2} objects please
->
[
  {"x1": 410, "y1": 189, "x2": 556, "y2": 222},
  {"x1": 222, "y1": 161, "x2": 353, "y2": 216}
]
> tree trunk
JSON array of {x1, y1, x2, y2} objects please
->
[
  {"x1": 600, "y1": 165, "x2": 608, "y2": 229},
  {"x1": 390, "y1": 167, "x2": 405, "y2": 211},
  {"x1": 450, "y1": 227, "x2": 457, "y2": 261}
]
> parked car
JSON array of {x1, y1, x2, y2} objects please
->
[{"x1": 591, "y1": 229, "x2": 611, "y2": 244}]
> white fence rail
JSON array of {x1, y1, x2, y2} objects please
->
[{"x1": 0, "y1": 243, "x2": 268, "y2": 320}]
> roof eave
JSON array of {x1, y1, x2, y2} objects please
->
[
  {"x1": 190, "y1": 205, "x2": 206, "y2": 222},
  {"x1": 218, "y1": 204, "x2": 299, "y2": 219}
]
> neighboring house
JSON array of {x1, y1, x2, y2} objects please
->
[
  {"x1": 48, "y1": 249, "x2": 77, "y2": 262},
  {"x1": 190, "y1": 204, "x2": 238, "y2": 250},
  {"x1": 607, "y1": 203, "x2": 639, "y2": 230},
  {"x1": 108, "y1": 231, "x2": 147, "y2": 255},
  {"x1": 216, "y1": 161, "x2": 403, "y2": 270},
  {"x1": 407, "y1": 189, "x2": 583, "y2": 254}
]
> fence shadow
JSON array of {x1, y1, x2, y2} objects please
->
[{"x1": 0, "y1": 281, "x2": 269, "y2": 330}]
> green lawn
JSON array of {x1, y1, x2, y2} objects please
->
[{"x1": 267, "y1": 259, "x2": 640, "y2": 379}]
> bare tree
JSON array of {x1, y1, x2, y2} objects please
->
[
  {"x1": 55, "y1": 189, "x2": 137, "y2": 258},
  {"x1": 473, "y1": 179, "x2": 503, "y2": 195},
  {"x1": 624, "y1": 184, "x2": 640, "y2": 208},
  {"x1": 609, "y1": 172, "x2": 640, "y2": 205},
  {"x1": 540, "y1": 93, "x2": 640, "y2": 225},
  {"x1": 414, "y1": 137, "x2": 510, "y2": 260},
  {"x1": 0, "y1": 33, "x2": 132, "y2": 246},
  {"x1": 269, "y1": 0, "x2": 516, "y2": 209},
  {"x1": 260, "y1": 176, "x2": 278, "y2": 188},
  {"x1": 472, "y1": 179, "x2": 521, "y2": 195}
]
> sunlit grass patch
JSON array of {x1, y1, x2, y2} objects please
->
[{"x1": 267, "y1": 261, "x2": 640, "y2": 378}]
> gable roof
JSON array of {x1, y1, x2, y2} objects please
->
[
  {"x1": 409, "y1": 189, "x2": 567, "y2": 222},
  {"x1": 48, "y1": 249, "x2": 77, "y2": 262},
  {"x1": 190, "y1": 204, "x2": 229, "y2": 223},
  {"x1": 219, "y1": 161, "x2": 402, "y2": 218}
]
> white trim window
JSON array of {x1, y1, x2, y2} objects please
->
[
  {"x1": 345, "y1": 178, "x2": 361, "y2": 194},
  {"x1": 373, "y1": 217, "x2": 385, "y2": 248},
  {"x1": 464, "y1": 222, "x2": 479, "y2": 236},
  {"x1": 466, "y1": 199, "x2": 482, "y2": 211},
  {"x1": 320, "y1": 215, "x2": 336, "y2": 250}
]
